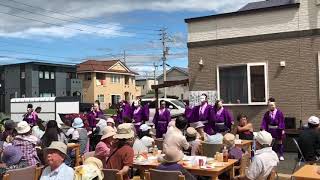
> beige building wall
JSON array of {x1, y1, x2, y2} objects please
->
[
  {"x1": 79, "y1": 72, "x2": 140, "y2": 109},
  {"x1": 188, "y1": 0, "x2": 320, "y2": 42}
]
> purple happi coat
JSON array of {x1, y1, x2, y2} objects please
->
[
  {"x1": 192, "y1": 103, "x2": 214, "y2": 135},
  {"x1": 212, "y1": 107, "x2": 234, "y2": 133},
  {"x1": 153, "y1": 108, "x2": 171, "y2": 138},
  {"x1": 132, "y1": 105, "x2": 149, "y2": 132},
  {"x1": 116, "y1": 102, "x2": 132, "y2": 124},
  {"x1": 23, "y1": 111, "x2": 37, "y2": 126},
  {"x1": 184, "y1": 105, "x2": 193, "y2": 122},
  {"x1": 87, "y1": 110, "x2": 104, "y2": 128},
  {"x1": 261, "y1": 108, "x2": 285, "y2": 140}
]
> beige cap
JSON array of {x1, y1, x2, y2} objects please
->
[
  {"x1": 255, "y1": 130, "x2": 273, "y2": 146},
  {"x1": 114, "y1": 123, "x2": 134, "y2": 139},
  {"x1": 45, "y1": 141, "x2": 68, "y2": 156},
  {"x1": 186, "y1": 127, "x2": 197, "y2": 137},
  {"x1": 101, "y1": 126, "x2": 116, "y2": 140}
]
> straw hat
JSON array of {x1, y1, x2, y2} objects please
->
[
  {"x1": 45, "y1": 141, "x2": 68, "y2": 156},
  {"x1": 101, "y1": 126, "x2": 116, "y2": 140},
  {"x1": 186, "y1": 127, "x2": 197, "y2": 137},
  {"x1": 2, "y1": 145, "x2": 23, "y2": 166},
  {"x1": 114, "y1": 123, "x2": 134, "y2": 139},
  {"x1": 16, "y1": 121, "x2": 31, "y2": 134},
  {"x1": 72, "y1": 117, "x2": 84, "y2": 128},
  {"x1": 223, "y1": 133, "x2": 235, "y2": 147}
]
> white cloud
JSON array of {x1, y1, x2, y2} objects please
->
[
  {"x1": 0, "y1": 23, "x2": 132, "y2": 39},
  {"x1": 0, "y1": 0, "x2": 259, "y2": 39}
]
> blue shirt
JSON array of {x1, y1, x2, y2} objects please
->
[{"x1": 40, "y1": 163, "x2": 74, "y2": 180}]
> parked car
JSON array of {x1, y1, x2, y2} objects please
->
[{"x1": 141, "y1": 98, "x2": 186, "y2": 122}]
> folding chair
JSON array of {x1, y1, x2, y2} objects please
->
[
  {"x1": 292, "y1": 138, "x2": 306, "y2": 173},
  {"x1": 201, "y1": 142, "x2": 223, "y2": 157},
  {"x1": 102, "y1": 169, "x2": 123, "y2": 180},
  {"x1": 145, "y1": 169, "x2": 185, "y2": 180}
]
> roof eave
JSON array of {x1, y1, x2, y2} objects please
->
[{"x1": 184, "y1": 3, "x2": 300, "y2": 23}]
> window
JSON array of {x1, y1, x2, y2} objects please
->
[
  {"x1": 0, "y1": 72, "x2": 4, "y2": 81},
  {"x1": 111, "y1": 95, "x2": 121, "y2": 105},
  {"x1": 125, "y1": 76, "x2": 129, "y2": 85},
  {"x1": 96, "y1": 73, "x2": 105, "y2": 80},
  {"x1": 131, "y1": 78, "x2": 134, "y2": 85},
  {"x1": 39, "y1": 71, "x2": 43, "y2": 79},
  {"x1": 85, "y1": 73, "x2": 91, "y2": 81},
  {"x1": 44, "y1": 71, "x2": 50, "y2": 79},
  {"x1": 50, "y1": 72, "x2": 55, "y2": 79},
  {"x1": 142, "y1": 85, "x2": 145, "y2": 89},
  {"x1": 40, "y1": 93, "x2": 55, "y2": 97},
  {"x1": 97, "y1": 94, "x2": 104, "y2": 103},
  {"x1": 21, "y1": 71, "x2": 25, "y2": 79},
  {"x1": 111, "y1": 75, "x2": 120, "y2": 83},
  {"x1": 217, "y1": 63, "x2": 267, "y2": 105}
]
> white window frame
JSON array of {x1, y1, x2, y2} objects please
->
[
  {"x1": 217, "y1": 62, "x2": 268, "y2": 106},
  {"x1": 97, "y1": 94, "x2": 105, "y2": 103},
  {"x1": 39, "y1": 71, "x2": 43, "y2": 79},
  {"x1": 111, "y1": 94, "x2": 121, "y2": 104},
  {"x1": 111, "y1": 75, "x2": 120, "y2": 83},
  {"x1": 20, "y1": 71, "x2": 25, "y2": 79},
  {"x1": 50, "y1": 72, "x2": 55, "y2": 79},
  {"x1": 44, "y1": 71, "x2": 50, "y2": 79}
]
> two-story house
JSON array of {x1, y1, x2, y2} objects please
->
[
  {"x1": 0, "y1": 61, "x2": 82, "y2": 113},
  {"x1": 157, "y1": 66, "x2": 189, "y2": 100},
  {"x1": 77, "y1": 60, "x2": 140, "y2": 109},
  {"x1": 185, "y1": 0, "x2": 320, "y2": 128},
  {"x1": 136, "y1": 78, "x2": 157, "y2": 96}
]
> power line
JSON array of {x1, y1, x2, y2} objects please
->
[
  {"x1": 0, "y1": 49, "x2": 81, "y2": 60},
  {"x1": 5, "y1": 0, "x2": 162, "y2": 31},
  {"x1": 0, "y1": 2, "x2": 159, "y2": 36}
]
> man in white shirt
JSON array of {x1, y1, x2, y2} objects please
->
[
  {"x1": 40, "y1": 141, "x2": 74, "y2": 180},
  {"x1": 236, "y1": 130, "x2": 279, "y2": 180},
  {"x1": 163, "y1": 116, "x2": 189, "y2": 156}
]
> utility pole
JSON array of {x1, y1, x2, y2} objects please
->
[
  {"x1": 160, "y1": 27, "x2": 169, "y2": 98},
  {"x1": 123, "y1": 50, "x2": 126, "y2": 64},
  {"x1": 153, "y1": 62, "x2": 157, "y2": 85}
]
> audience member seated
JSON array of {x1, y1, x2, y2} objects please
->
[
  {"x1": 32, "y1": 119, "x2": 45, "y2": 139},
  {"x1": 298, "y1": 116, "x2": 320, "y2": 162},
  {"x1": 235, "y1": 131, "x2": 279, "y2": 180},
  {"x1": 95, "y1": 126, "x2": 116, "y2": 167},
  {"x1": 106, "y1": 123, "x2": 134, "y2": 180},
  {"x1": 2, "y1": 120, "x2": 17, "y2": 145},
  {"x1": 41, "y1": 120, "x2": 67, "y2": 148},
  {"x1": 205, "y1": 133, "x2": 223, "y2": 144},
  {"x1": 66, "y1": 117, "x2": 88, "y2": 154},
  {"x1": 157, "y1": 148, "x2": 196, "y2": 180},
  {"x1": 0, "y1": 145, "x2": 28, "y2": 176},
  {"x1": 133, "y1": 124, "x2": 154, "y2": 155},
  {"x1": 223, "y1": 133, "x2": 243, "y2": 163},
  {"x1": 236, "y1": 114, "x2": 254, "y2": 140},
  {"x1": 185, "y1": 127, "x2": 201, "y2": 156},
  {"x1": 12, "y1": 121, "x2": 40, "y2": 166},
  {"x1": 74, "y1": 157, "x2": 104, "y2": 180},
  {"x1": 163, "y1": 116, "x2": 189, "y2": 156},
  {"x1": 40, "y1": 141, "x2": 74, "y2": 180},
  {"x1": 192, "y1": 121, "x2": 207, "y2": 141},
  {"x1": 106, "y1": 118, "x2": 117, "y2": 132}
]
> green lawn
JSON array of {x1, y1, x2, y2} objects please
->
[{"x1": 103, "y1": 109, "x2": 117, "y2": 115}]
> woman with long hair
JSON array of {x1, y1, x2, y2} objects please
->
[{"x1": 41, "y1": 120, "x2": 67, "y2": 148}]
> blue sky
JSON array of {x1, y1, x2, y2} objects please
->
[{"x1": 0, "y1": 0, "x2": 258, "y2": 77}]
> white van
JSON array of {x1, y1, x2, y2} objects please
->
[{"x1": 141, "y1": 98, "x2": 186, "y2": 122}]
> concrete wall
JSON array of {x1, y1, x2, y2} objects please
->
[
  {"x1": 25, "y1": 64, "x2": 39, "y2": 97},
  {"x1": 55, "y1": 69, "x2": 67, "y2": 97},
  {"x1": 188, "y1": 0, "x2": 320, "y2": 42},
  {"x1": 4, "y1": 65, "x2": 20, "y2": 113},
  {"x1": 188, "y1": 34, "x2": 320, "y2": 130}
]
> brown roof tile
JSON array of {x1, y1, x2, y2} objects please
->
[{"x1": 77, "y1": 59, "x2": 138, "y2": 75}]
